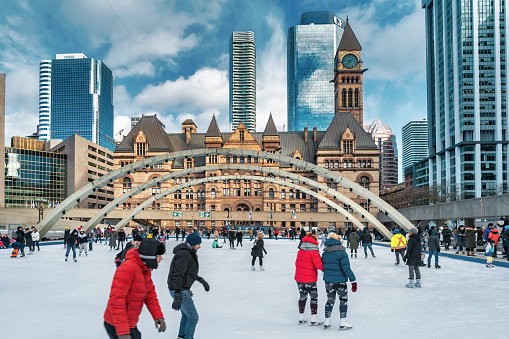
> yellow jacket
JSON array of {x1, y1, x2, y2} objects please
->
[{"x1": 391, "y1": 233, "x2": 407, "y2": 249}]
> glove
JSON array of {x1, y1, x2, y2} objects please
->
[
  {"x1": 172, "y1": 291, "x2": 182, "y2": 311},
  {"x1": 391, "y1": 248, "x2": 394, "y2": 252},
  {"x1": 118, "y1": 335, "x2": 131, "y2": 339},
  {"x1": 403, "y1": 256, "x2": 407, "y2": 263},
  {"x1": 197, "y1": 277, "x2": 210, "y2": 292},
  {"x1": 351, "y1": 282, "x2": 357, "y2": 292},
  {"x1": 155, "y1": 318, "x2": 166, "y2": 333},
  {"x1": 437, "y1": 249, "x2": 440, "y2": 253}
]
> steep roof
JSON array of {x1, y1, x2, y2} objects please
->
[
  {"x1": 182, "y1": 119, "x2": 197, "y2": 126},
  {"x1": 263, "y1": 113, "x2": 279, "y2": 136},
  {"x1": 338, "y1": 20, "x2": 362, "y2": 51},
  {"x1": 318, "y1": 113, "x2": 377, "y2": 150},
  {"x1": 116, "y1": 115, "x2": 171, "y2": 152},
  {"x1": 205, "y1": 115, "x2": 222, "y2": 137}
]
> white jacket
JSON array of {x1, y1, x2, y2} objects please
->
[{"x1": 32, "y1": 231, "x2": 40, "y2": 242}]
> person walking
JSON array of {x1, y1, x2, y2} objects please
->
[
  {"x1": 168, "y1": 233, "x2": 209, "y2": 339},
  {"x1": 109, "y1": 227, "x2": 118, "y2": 252},
  {"x1": 294, "y1": 233, "x2": 324, "y2": 326},
  {"x1": 403, "y1": 227, "x2": 422, "y2": 288},
  {"x1": 391, "y1": 229, "x2": 407, "y2": 265},
  {"x1": 348, "y1": 230, "x2": 359, "y2": 258},
  {"x1": 322, "y1": 232, "x2": 356, "y2": 330},
  {"x1": 31, "y1": 226, "x2": 40, "y2": 251},
  {"x1": 360, "y1": 228, "x2": 375, "y2": 258},
  {"x1": 65, "y1": 229, "x2": 79, "y2": 262},
  {"x1": 236, "y1": 229, "x2": 243, "y2": 247},
  {"x1": 25, "y1": 228, "x2": 34, "y2": 255},
  {"x1": 427, "y1": 228, "x2": 441, "y2": 268},
  {"x1": 442, "y1": 225, "x2": 452, "y2": 250},
  {"x1": 104, "y1": 238, "x2": 166, "y2": 338},
  {"x1": 78, "y1": 230, "x2": 88, "y2": 256},
  {"x1": 251, "y1": 232, "x2": 267, "y2": 271}
]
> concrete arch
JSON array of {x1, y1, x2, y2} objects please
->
[
  {"x1": 38, "y1": 148, "x2": 413, "y2": 237},
  {"x1": 81, "y1": 164, "x2": 378, "y2": 236},
  {"x1": 113, "y1": 174, "x2": 392, "y2": 240}
]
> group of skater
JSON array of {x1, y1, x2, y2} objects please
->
[{"x1": 2, "y1": 226, "x2": 40, "y2": 257}]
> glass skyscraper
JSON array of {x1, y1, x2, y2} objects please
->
[
  {"x1": 402, "y1": 119, "x2": 429, "y2": 171},
  {"x1": 287, "y1": 11, "x2": 345, "y2": 132},
  {"x1": 38, "y1": 53, "x2": 115, "y2": 151},
  {"x1": 423, "y1": 0, "x2": 509, "y2": 198},
  {"x1": 229, "y1": 32, "x2": 256, "y2": 132}
]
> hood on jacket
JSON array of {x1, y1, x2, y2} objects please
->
[
  {"x1": 491, "y1": 229, "x2": 499, "y2": 233},
  {"x1": 430, "y1": 229, "x2": 439, "y2": 237},
  {"x1": 300, "y1": 241, "x2": 319, "y2": 251},
  {"x1": 302, "y1": 235, "x2": 318, "y2": 246},
  {"x1": 323, "y1": 238, "x2": 346, "y2": 252},
  {"x1": 362, "y1": 228, "x2": 369, "y2": 233},
  {"x1": 173, "y1": 242, "x2": 195, "y2": 255}
]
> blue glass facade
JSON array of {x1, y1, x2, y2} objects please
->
[
  {"x1": 287, "y1": 12, "x2": 344, "y2": 132},
  {"x1": 50, "y1": 56, "x2": 114, "y2": 151}
]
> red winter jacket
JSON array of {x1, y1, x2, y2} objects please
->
[
  {"x1": 104, "y1": 248, "x2": 164, "y2": 336},
  {"x1": 489, "y1": 229, "x2": 500, "y2": 245},
  {"x1": 294, "y1": 236, "x2": 324, "y2": 283}
]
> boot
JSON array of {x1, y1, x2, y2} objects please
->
[
  {"x1": 324, "y1": 317, "x2": 331, "y2": 329},
  {"x1": 260, "y1": 265, "x2": 265, "y2": 271},
  {"x1": 310, "y1": 314, "x2": 323, "y2": 326},
  {"x1": 427, "y1": 262, "x2": 431, "y2": 268},
  {"x1": 419, "y1": 261, "x2": 426, "y2": 267},
  {"x1": 298, "y1": 313, "x2": 307, "y2": 325},
  {"x1": 339, "y1": 317, "x2": 353, "y2": 330},
  {"x1": 466, "y1": 251, "x2": 471, "y2": 256},
  {"x1": 435, "y1": 263, "x2": 441, "y2": 269},
  {"x1": 406, "y1": 279, "x2": 415, "y2": 288},
  {"x1": 251, "y1": 265, "x2": 255, "y2": 271},
  {"x1": 415, "y1": 279, "x2": 422, "y2": 288}
]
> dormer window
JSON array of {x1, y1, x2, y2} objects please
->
[
  {"x1": 136, "y1": 143, "x2": 146, "y2": 156},
  {"x1": 343, "y1": 140, "x2": 353, "y2": 154},
  {"x1": 239, "y1": 130, "x2": 245, "y2": 141}
]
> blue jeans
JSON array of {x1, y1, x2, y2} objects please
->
[
  {"x1": 428, "y1": 250, "x2": 439, "y2": 263},
  {"x1": 363, "y1": 243, "x2": 374, "y2": 255},
  {"x1": 65, "y1": 244, "x2": 76, "y2": 258},
  {"x1": 170, "y1": 289, "x2": 199, "y2": 339}
]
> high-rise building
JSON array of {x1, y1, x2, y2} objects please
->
[
  {"x1": 0, "y1": 74, "x2": 5, "y2": 208},
  {"x1": 288, "y1": 11, "x2": 345, "y2": 132},
  {"x1": 38, "y1": 53, "x2": 115, "y2": 151},
  {"x1": 423, "y1": 1, "x2": 509, "y2": 198},
  {"x1": 402, "y1": 119, "x2": 428, "y2": 171},
  {"x1": 229, "y1": 32, "x2": 256, "y2": 132},
  {"x1": 364, "y1": 120, "x2": 398, "y2": 190}
]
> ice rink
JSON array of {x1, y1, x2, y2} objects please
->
[{"x1": 1, "y1": 237, "x2": 508, "y2": 339}]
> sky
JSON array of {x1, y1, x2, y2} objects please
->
[{"x1": 0, "y1": 0, "x2": 428, "y2": 181}]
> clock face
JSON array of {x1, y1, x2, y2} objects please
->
[{"x1": 342, "y1": 54, "x2": 358, "y2": 69}]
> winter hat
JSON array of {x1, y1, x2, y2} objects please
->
[
  {"x1": 133, "y1": 235, "x2": 143, "y2": 242},
  {"x1": 138, "y1": 239, "x2": 166, "y2": 269},
  {"x1": 392, "y1": 229, "x2": 400, "y2": 235},
  {"x1": 186, "y1": 233, "x2": 202, "y2": 246},
  {"x1": 408, "y1": 227, "x2": 418, "y2": 234},
  {"x1": 497, "y1": 220, "x2": 504, "y2": 226}
]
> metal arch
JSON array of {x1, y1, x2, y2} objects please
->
[
  {"x1": 114, "y1": 174, "x2": 393, "y2": 240},
  {"x1": 83, "y1": 164, "x2": 381, "y2": 237},
  {"x1": 37, "y1": 148, "x2": 413, "y2": 237}
]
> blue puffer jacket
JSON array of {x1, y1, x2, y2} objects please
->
[{"x1": 322, "y1": 238, "x2": 356, "y2": 284}]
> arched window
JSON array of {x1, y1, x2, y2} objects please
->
[
  {"x1": 296, "y1": 191, "x2": 301, "y2": 199},
  {"x1": 269, "y1": 188, "x2": 274, "y2": 199},
  {"x1": 325, "y1": 160, "x2": 329, "y2": 169},
  {"x1": 348, "y1": 160, "x2": 353, "y2": 168},
  {"x1": 281, "y1": 189, "x2": 286, "y2": 199},
  {"x1": 356, "y1": 76, "x2": 360, "y2": 83},
  {"x1": 354, "y1": 88, "x2": 359, "y2": 107},
  {"x1": 211, "y1": 188, "x2": 216, "y2": 199},
  {"x1": 348, "y1": 89, "x2": 353, "y2": 107},
  {"x1": 343, "y1": 160, "x2": 348, "y2": 168},
  {"x1": 334, "y1": 160, "x2": 339, "y2": 168},
  {"x1": 122, "y1": 177, "x2": 131, "y2": 193},
  {"x1": 152, "y1": 182, "x2": 161, "y2": 195},
  {"x1": 185, "y1": 190, "x2": 190, "y2": 199},
  {"x1": 362, "y1": 160, "x2": 367, "y2": 168},
  {"x1": 357, "y1": 160, "x2": 361, "y2": 168},
  {"x1": 342, "y1": 89, "x2": 347, "y2": 107},
  {"x1": 289, "y1": 189, "x2": 294, "y2": 199},
  {"x1": 342, "y1": 77, "x2": 345, "y2": 83},
  {"x1": 367, "y1": 160, "x2": 372, "y2": 168},
  {"x1": 190, "y1": 190, "x2": 194, "y2": 199},
  {"x1": 359, "y1": 176, "x2": 370, "y2": 189}
]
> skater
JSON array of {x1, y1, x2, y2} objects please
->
[
  {"x1": 320, "y1": 232, "x2": 326, "y2": 248},
  {"x1": 2, "y1": 234, "x2": 9, "y2": 248},
  {"x1": 181, "y1": 228, "x2": 186, "y2": 242},
  {"x1": 175, "y1": 226, "x2": 180, "y2": 241},
  {"x1": 168, "y1": 233, "x2": 210, "y2": 339},
  {"x1": 31, "y1": 226, "x2": 40, "y2": 251},
  {"x1": 268, "y1": 228, "x2": 272, "y2": 239},
  {"x1": 488, "y1": 227, "x2": 500, "y2": 258},
  {"x1": 63, "y1": 227, "x2": 70, "y2": 249},
  {"x1": 294, "y1": 233, "x2": 324, "y2": 326},
  {"x1": 104, "y1": 226, "x2": 111, "y2": 245},
  {"x1": 65, "y1": 229, "x2": 79, "y2": 262},
  {"x1": 455, "y1": 223, "x2": 466, "y2": 254},
  {"x1": 322, "y1": 232, "x2": 356, "y2": 330},
  {"x1": 249, "y1": 228, "x2": 254, "y2": 241},
  {"x1": 391, "y1": 229, "x2": 407, "y2": 265},
  {"x1": 465, "y1": 226, "x2": 478, "y2": 256},
  {"x1": 88, "y1": 231, "x2": 94, "y2": 251},
  {"x1": 78, "y1": 230, "x2": 88, "y2": 256},
  {"x1": 427, "y1": 228, "x2": 441, "y2": 268},
  {"x1": 348, "y1": 229, "x2": 359, "y2": 258},
  {"x1": 236, "y1": 229, "x2": 243, "y2": 247},
  {"x1": 403, "y1": 227, "x2": 422, "y2": 288},
  {"x1": 228, "y1": 228, "x2": 236, "y2": 249},
  {"x1": 95, "y1": 226, "x2": 102, "y2": 243},
  {"x1": 418, "y1": 228, "x2": 427, "y2": 266},
  {"x1": 251, "y1": 232, "x2": 267, "y2": 271},
  {"x1": 344, "y1": 227, "x2": 352, "y2": 248},
  {"x1": 117, "y1": 228, "x2": 126, "y2": 250},
  {"x1": 104, "y1": 239, "x2": 166, "y2": 338},
  {"x1": 485, "y1": 241, "x2": 495, "y2": 268},
  {"x1": 360, "y1": 228, "x2": 375, "y2": 258},
  {"x1": 275, "y1": 228, "x2": 279, "y2": 240},
  {"x1": 115, "y1": 235, "x2": 143, "y2": 268},
  {"x1": 109, "y1": 227, "x2": 117, "y2": 251},
  {"x1": 442, "y1": 225, "x2": 452, "y2": 250},
  {"x1": 25, "y1": 228, "x2": 34, "y2": 254}
]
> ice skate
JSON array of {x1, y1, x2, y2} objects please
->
[
  {"x1": 395, "y1": 262, "x2": 399, "y2": 266},
  {"x1": 406, "y1": 279, "x2": 415, "y2": 288},
  {"x1": 260, "y1": 265, "x2": 265, "y2": 271},
  {"x1": 251, "y1": 265, "x2": 255, "y2": 271},
  {"x1": 298, "y1": 313, "x2": 307, "y2": 325},
  {"x1": 324, "y1": 318, "x2": 331, "y2": 329},
  {"x1": 73, "y1": 258, "x2": 77, "y2": 262},
  {"x1": 427, "y1": 262, "x2": 431, "y2": 268},
  {"x1": 415, "y1": 279, "x2": 422, "y2": 288},
  {"x1": 355, "y1": 253, "x2": 357, "y2": 258},
  {"x1": 350, "y1": 253, "x2": 353, "y2": 258},
  {"x1": 339, "y1": 318, "x2": 353, "y2": 330},
  {"x1": 372, "y1": 254, "x2": 375, "y2": 258},
  {"x1": 435, "y1": 263, "x2": 441, "y2": 269},
  {"x1": 310, "y1": 315, "x2": 323, "y2": 326},
  {"x1": 65, "y1": 256, "x2": 68, "y2": 261}
]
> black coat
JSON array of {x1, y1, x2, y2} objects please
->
[
  {"x1": 251, "y1": 239, "x2": 266, "y2": 258},
  {"x1": 67, "y1": 231, "x2": 79, "y2": 246},
  {"x1": 78, "y1": 232, "x2": 88, "y2": 244},
  {"x1": 228, "y1": 230, "x2": 236, "y2": 241},
  {"x1": 168, "y1": 243, "x2": 200, "y2": 291},
  {"x1": 360, "y1": 230, "x2": 372, "y2": 244},
  {"x1": 236, "y1": 231, "x2": 243, "y2": 241},
  {"x1": 1, "y1": 236, "x2": 9, "y2": 248},
  {"x1": 404, "y1": 234, "x2": 421, "y2": 266},
  {"x1": 24, "y1": 231, "x2": 33, "y2": 247},
  {"x1": 442, "y1": 228, "x2": 452, "y2": 242},
  {"x1": 15, "y1": 229, "x2": 25, "y2": 243},
  {"x1": 64, "y1": 229, "x2": 70, "y2": 240},
  {"x1": 118, "y1": 230, "x2": 126, "y2": 241}
]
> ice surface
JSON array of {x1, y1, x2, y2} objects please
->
[{"x1": 1, "y1": 238, "x2": 507, "y2": 339}]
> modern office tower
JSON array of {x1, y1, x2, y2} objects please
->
[
  {"x1": 38, "y1": 53, "x2": 115, "y2": 151},
  {"x1": 288, "y1": 11, "x2": 345, "y2": 132},
  {"x1": 402, "y1": 119, "x2": 428, "y2": 171},
  {"x1": 364, "y1": 120, "x2": 398, "y2": 190},
  {"x1": 0, "y1": 74, "x2": 5, "y2": 207},
  {"x1": 423, "y1": 1, "x2": 509, "y2": 198},
  {"x1": 229, "y1": 32, "x2": 256, "y2": 132}
]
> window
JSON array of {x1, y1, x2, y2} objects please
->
[
  {"x1": 358, "y1": 160, "x2": 361, "y2": 168},
  {"x1": 362, "y1": 160, "x2": 366, "y2": 168},
  {"x1": 354, "y1": 88, "x2": 359, "y2": 107},
  {"x1": 269, "y1": 188, "x2": 274, "y2": 199},
  {"x1": 210, "y1": 205, "x2": 216, "y2": 211},
  {"x1": 343, "y1": 140, "x2": 353, "y2": 154},
  {"x1": 348, "y1": 88, "x2": 353, "y2": 107},
  {"x1": 136, "y1": 143, "x2": 146, "y2": 156},
  {"x1": 325, "y1": 160, "x2": 329, "y2": 168},
  {"x1": 359, "y1": 176, "x2": 370, "y2": 189},
  {"x1": 240, "y1": 156, "x2": 245, "y2": 163},
  {"x1": 289, "y1": 189, "x2": 294, "y2": 199},
  {"x1": 208, "y1": 155, "x2": 218, "y2": 164},
  {"x1": 186, "y1": 158, "x2": 193, "y2": 169},
  {"x1": 281, "y1": 189, "x2": 286, "y2": 199},
  {"x1": 152, "y1": 182, "x2": 161, "y2": 195},
  {"x1": 342, "y1": 88, "x2": 347, "y2": 107},
  {"x1": 239, "y1": 130, "x2": 245, "y2": 141},
  {"x1": 367, "y1": 160, "x2": 372, "y2": 168},
  {"x1": 300, "y1": 204, "x2": 306, "y2": 212},
  {"x1": 343, "y1": 160, "x2": 348, "y2": 168},
  {"x1": 281, "y1": 204, "x2": 286, "y2": 212},
  {"x1": 348, "y1": 160, "x2": 353, "y2": 168},
  {"x1": 122, "y1": 177, "x2": 132, "y2": 193},
  {"x1": 211, "y1": 188, "x2": 216, "y2": 199},
  {"x1": 334, "y1": 160, "x2": 339, "y2": 168}
]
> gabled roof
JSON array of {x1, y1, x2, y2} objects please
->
[
  {"x1": 205, "y1": 115, "x2": 222, "y2": 138},
  {"x1": 116, "y1": 115, "x2": 172, "y2": 152},
  {"x1": 318, "y1": 113, "x2": 377, "y2": 150},
  {"x1": 263, "y1": 113, "x2": 279, "y2": 136},
  {"x1": 338, "y1": 20, "x2": 362, "y2": 51}
]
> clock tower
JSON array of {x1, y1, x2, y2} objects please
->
[{"x1": 334, "y1": 19, "x2": 366, "y2": 125}]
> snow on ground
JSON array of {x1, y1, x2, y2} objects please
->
[{"x1": 1, "y1": 238, "x2": 508, "y2": 339}]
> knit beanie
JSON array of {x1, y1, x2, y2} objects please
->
[
  {"x1": 408, "y1": 227, "x2": 418, "y2": 234},
  {"x1": 186, "y1": 233, "x2": 202, "y2": 246},
  {"x1": 138, "y1": 239, "x2": 165, "y2": 269}
]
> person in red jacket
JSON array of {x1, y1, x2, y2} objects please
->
[
  {"x1": 104, "y1": 239, "x2": 167, "y2": 339},
  {"x1": 294, "y1": 233, "x2": 324, "y2": 326},
  {"x1": 489, "y1": 228, "x2": 500, "y2": 258}
]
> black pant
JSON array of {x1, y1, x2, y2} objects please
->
[
  {"x1": 104, "y1": 321, "x2": 141, "y2": 339},
  {"x1": 229, "y1": 240, "x2": 235, "y2": 249},
  {"x1": 33, "y1": 241, "x2": 40, "y2": 251},
  {"x1": 252, "y1": 256, "x2": 263, "y2": 265},
  {"x1": 236, "y1": 239, "x2": 243, "y2": 247}
]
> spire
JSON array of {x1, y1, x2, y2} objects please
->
[
  {"x1": 263, "y1": 113, "x2": 279, "y2": 136},
  {"x1": 206, "y1": 114, "x2": 221, "y2": 137},
  {"x1": 338, "y1": 20, "x2": 362, "y2": 51}
]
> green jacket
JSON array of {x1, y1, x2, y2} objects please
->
[{"x1": 349, "y1": 232, "x2": 359, "y2": 250}]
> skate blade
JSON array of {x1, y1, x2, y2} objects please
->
[
  {"x1": 310, "y1": 322, "x2": 323, "y2": 326},
  {"x1": 298, "y1": 320, "x2": 307, "y2": 325},
  {"x1": 339, "y1": 326, "x2": 352, "y2": 330},
  {"x1": 324, "y1": 325, "x2": 331, "y2": 330}
]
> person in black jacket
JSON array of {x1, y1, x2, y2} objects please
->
[
  {"x1": 403, "y1": 228, "x2": 422, "y2": 288},
  {"x1": 1, "y1": 234, "x2": 9, "y2": 248},
  {"x1": 168, "y1": 233, "x2": 209, "y2": 339},
  {"x1": 63, "y1": 227, "x2": 70, "y2": 249},
  {"x1": 251, "y1": 232, "x2": 267, "y2": 271},
  {"x1": 65, "y1": 229, "x2": 79, "y2": 262},
  {"x1": 228, "y1": 228, "x2": 236, "y2": 249},
  {"x1": 116, "y1": 229, "x2": 126, "y2": 250},
  {"x1": 78, "y1": 230, "x2": 88, "y2": 256},
  {"x1": 15, "y1": 226, "x2": 25, "y2": 257},
  {"x1": 360, "y1": 228, "x2": 375, "y2": 258},
  {"x1": 25, "y1": 228, "x2": 34, "y2": 255},
  {"x1": 236, "y1": 229, "x2": 243, "y2": 247}
]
